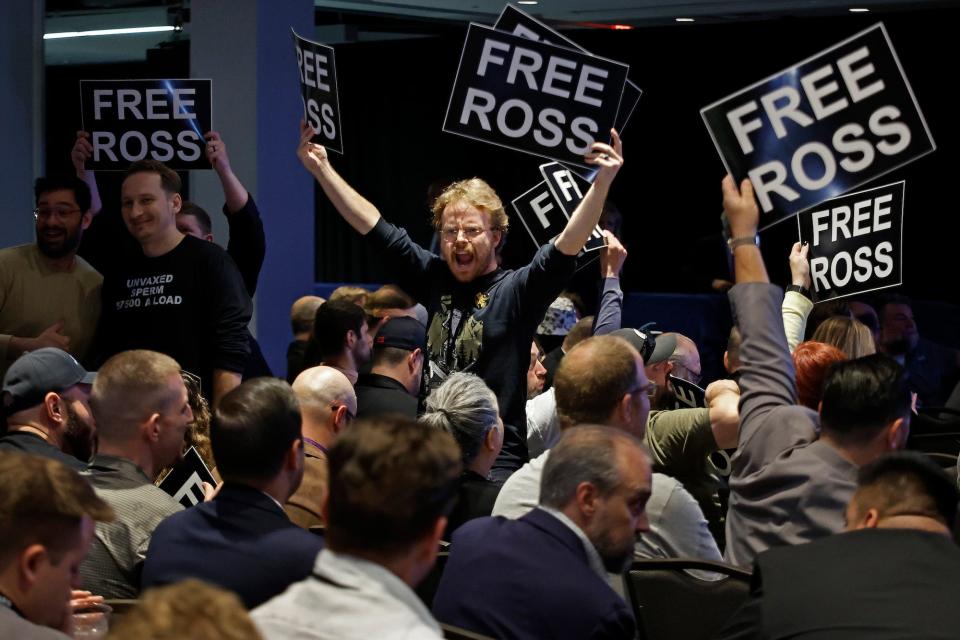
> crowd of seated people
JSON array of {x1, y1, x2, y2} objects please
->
[{"x1": 2, "y1": 113, "x2": 960, "y2": 640}]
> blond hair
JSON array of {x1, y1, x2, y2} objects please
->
[
  {"x1": 811, "y1": 316, "x2": 876, "y2": 359},
  {"x1": 430, "y1": 178, "x2": 509, "y2": 235},
  {"x1": 108, "y1": 579, "x2": 262, "y2": 640}
]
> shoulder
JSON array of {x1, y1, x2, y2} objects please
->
[{"x1": 73, "y1": 255, "x2": 104, "y2": 283}]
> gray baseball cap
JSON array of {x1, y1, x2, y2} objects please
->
[{"x1": 2, "y1": 348, "x2": 96, "y2": 415}]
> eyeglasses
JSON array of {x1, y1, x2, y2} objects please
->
[
  {"x1": 627, "y1": 381, "x2": 658, "y2": 399},
  {"x1": 440, "y1": 226, "x2": 493, "y2": 242},
  {"x1": 34, "y1": 207, "x2": 82, "y2": 220}
]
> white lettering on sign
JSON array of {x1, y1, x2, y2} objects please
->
[
  {"x1": 92, "y1": 88, "x2": 197, "y2": 121},
  {"x1": 810, "y1": 193, "x2": 895, "y2": 247},
  {"x1": 530, "y1": 191, "x2": 555, "y2": 229}
]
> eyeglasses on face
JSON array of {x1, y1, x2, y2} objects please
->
[{"x1": 440, "y1": 226, "x2": 493, "y2": 242}]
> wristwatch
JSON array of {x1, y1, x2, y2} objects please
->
[
  {"x1": 786, "y1": 284, "x2": 811, "y2": 299},
  {"x1": 727, "y1": 234, "x2": 759, "y2": 251}
]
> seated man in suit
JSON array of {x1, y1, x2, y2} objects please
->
[
  {"x1": 253, "y1": 417, "x2": 461, "y2": 640},
  {"x1": 434, "y1": 425, "x2": 648, "y2": 639},
  {"x1": 142, "y1": 378, "x2": 323, "y2": 608},
  {"x1": 718, "y1": 451, "x2": 960, "y2": 639}
]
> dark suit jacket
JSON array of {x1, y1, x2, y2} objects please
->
[
  {"x1": 718, "y1": 528, "x2": 960, "y2": 640},
  {"x1": 433, "y1": 508, "x2": 635, "y2": 640},
  {"x1": 355, "y1": 372, "x2": 418, "y2": 419},
  {"x1": 141, "y1": 484, "x2": 323, "y2": 608},
  {"x1": 444, "y1": 470, "x2": 501, "y2": 540}
]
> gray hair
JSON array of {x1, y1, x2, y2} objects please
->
[
  {"x1": 540, "y1": 425, "x2": 641, "y2": 509},
  {"x1": 421, "y1": 372, "x2": 499, "y2": 466}
]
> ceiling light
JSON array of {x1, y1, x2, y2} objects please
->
[
  {"x1": 44, "y1": 26, "x2": 177, "y2": 40},
  {"x1": 675, "y1": 18, "x2": 695, "y2": 22},
  {"x1": 849, "y1": 7, "x2": 870, "y2": 12},
  {"x1": 611, "y1": 24, "x2": 634, "y2": 30},
  {"x1": 517, "y1": 1, "x2": 538, "y2": 5}
]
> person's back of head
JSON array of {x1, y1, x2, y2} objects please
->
[
  {"x1": 666, "y1": 333, "x2": 702, "y2": 384},
  {"x1": 177, "y1": 201, "x2": 213, "y2": 239},
  {"x1": 793, "y1": 341, "x2": 848, "y2": 411},
  {"x1": 804, "y1": 299, "x2": 852, "y2": 341},
  {"x1": 554, "y1": 335, "x2": 648, "y2": 437},
  {"x1": 326, "y1": 417, "x2": 460, "y2": 584},
  {"x1": 109, "y1": 579, "x2": 262, "y2": 640},
  {"x1": 845, "y1": 451, "x2": 959, "y2": 535},
  {"x1": 290, "y1": 296, "x2": 325, "y2": 339},
  {"x1": 312, "y1": 299, "x2": 366, "y2": 360},
  {"x1": 292, "y1": 366, "x2": 356, "y2": 440},
  {"x1": 90, "y1": 350, "x2": 190, "y2": 478},
  {"x1": 421, "y1": 372, "x2": 502, "y2": 474},
  {"x1": 328, "y1": 285, "x2": 370, "y2": 307},
  {"x1": 820, "y1": 353, "x2": 911, "y2": 449},
  {"x1": 811, "y1": 316, "x2": 876, "y2": 359},
  {"x1": 364, "y1": 285, "x2": 415, "y2": 328},
  {"x1": 212, "y1": 378, "x2": 302, "y2": 494},
  {"x1": 0, "y1": 452, "x2": 113, "y2": 630},
  {"x1": 561, "y1": 316, "x2": 595, "y2": 352},
  {"x1": 540, "y1": 425, "x2": 652, "y2": 573}
]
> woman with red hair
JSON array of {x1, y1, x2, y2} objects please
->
[{"x1": 793, "y1": 341, "x2": 848, "y2": 411}]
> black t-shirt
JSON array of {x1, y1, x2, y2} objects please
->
[
  {"x1": 367, "y1": 218, "x2": 576, "y2": 468},
  {"x1": 94, "y1": 235, "x2": 251, "y2": 397}
]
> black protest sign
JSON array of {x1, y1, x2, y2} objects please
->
[
  {"x1": 292, "y1": 29, "x2": 343, "y2": 154},
  {"x1": 157, "y1": 447, "x2": 216, "y2": 508},
  {"x1": 80, "y1": 79, "x2": 212, "y2": 171},
  {"x1": 701, "y1": 23, "x2": 933, "y2": 228},
  {"x1": 539, "y1": 162, "x2": 605, "y2": 252},
  {"x1": 444, "y1": 23, "x2": 629, "y2": 168},
  {"x1": 513, "y1": 180, "x2": 568, "y2": 249},
  {"x1": 493, "y1": 4, "x2": 642, "y2": 134},
  {"x1": 668, "y1": 374, "x2": 706, "y2": 410},
  {"x1": 797, "y1": 180, "x2": 903, "y2": 302}
]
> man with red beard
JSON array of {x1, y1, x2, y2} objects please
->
[
  {"x1": 297, "y1": 123, "x2": 624, "y2": 479},
  {"x1": 0, "y1": 177, "x2": 101, "y2": 379}
]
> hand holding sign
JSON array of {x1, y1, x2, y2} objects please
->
[
  {"x1": 584, "y1": 129, "x2": 624, "y2": 188},
  {"x1": 600, "y1": 230, "x2": 627, "y2": 277},
  {"x1": 204, "y1": 131, "x2": 232, "y2": 173},
  {"x1": 71, "y1": 131, "x2": 93, "y2": 175},
  {"x1": 297, "y1": 119, "x2": 330, "y2": 175},
  {"x1": 721, "y1": 175, "x2": 760, "y2": 238},
  {"x1": 789, "y1": 242, "x2": 812, "y2": 290}
]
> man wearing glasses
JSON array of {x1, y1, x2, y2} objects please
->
[
  {"x1": 0, "y1": 176, "x2": 101, "y2": 379},
  {"x1": 297, "y1": 122, "x2": 624, "y2": 480}
]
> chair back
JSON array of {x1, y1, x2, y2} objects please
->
[
  {"x1": 908, "y1": 407, "x2": 960, "y2": 457},
  {"x1": 625, "y1": 558, "x2": 751, "y2": 640},
  {"x1": 415, "y1": 550, "x2": 450, "y2": 609}
]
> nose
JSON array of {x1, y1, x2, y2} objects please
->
[{"x1": 535, "y1": 361, "x2": 547, "y2": 379}]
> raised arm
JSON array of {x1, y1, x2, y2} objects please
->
[
  {"x1": 71, "y1": 131, "x2": 102, "y2": 216},
  {"x1": 296, "y1": 120, "x2": 381, "y2": 234},
  {"x1": 782, "y1": 242, "x2": 813, "y2": 352},
  {"x1": 593, "y1": 230, "x2": 626, "y2": 336},
  {"x1": 205, "y1": 131, "x2": 249, "y2": 213},
  {"x1": 555, "y1": 129, "x2": 623, "y2": 256}
]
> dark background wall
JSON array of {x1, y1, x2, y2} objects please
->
[{"x1": 42, "y1": 7, "x2": 960, "y2": 382}]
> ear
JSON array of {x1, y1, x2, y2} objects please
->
[
  {"x1": 575, "y1": 481, "x2": 600, "y2": 518},
  {"x1": 286, "y1": 438, "x2": 304, "y2": 470},
  {"x1": 616, "y1": 393, "x2": 633, "y2": 426},
  {"x1": 44, "y1": 392, "x2": 65, "y2": 426},
  {"x1": 19, "y1": 544, "x2": 47, "y2": 590},
  {"x1": 484, "y1": 419, "x2": 503, "y2": 452},
  {"x1": 345, "y1": 329, "x2": 357, "y2": 350},
  {"x1": 204, "y1": 233, "x2": 214, "y2": 242},
  {"x1": 170, "y1": 192, "x2": 183, "y2": 214},
  {"x1": 408, "y1": 348, "x2": 422, "y2": 373},
  {"x1": 81, "y1": 210, "x2": 93, "y2": 231},
  {"x1": 722, "y1": 351, "x2": 730, "y2": 372},
  {"x1": 886, "y1": 417, "x2": 909, "y2": 450},
  {"x1": 332, "y1": 405, "x2": 348, "y2": 434},
  {"x1": 144, "y1": 413, "x2": 162, "y2": 443},
  {"x1": 860, "y1": 507, "x2": 881, "y2": 529}
]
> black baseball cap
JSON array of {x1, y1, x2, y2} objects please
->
[
  {"x1": 2, "y1": 348, "x2": 96, "y2": 415},
  {"x1": 374, "y1": 316, "x2": 427, "y2": 352},
  {"x1": 611, "y1": 328, "x2": 676, "y2": 366}
]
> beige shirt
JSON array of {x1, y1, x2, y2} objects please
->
[
  {"x1": 0, "y1": 244, "x2": 102, "y2": 377},
  {"x1": 284, "y1": 439, "x2": 328, "y2": 529}
]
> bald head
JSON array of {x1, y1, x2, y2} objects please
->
[
  {"x1": 291, "y1": 296, "x2": 325, "y2": 339},
  {"x1": 292, "y1": 366, "x2": 357, "y2": 422},
  {"x1": 666, "y1": 332, "x2": 701, "y2": 384}
]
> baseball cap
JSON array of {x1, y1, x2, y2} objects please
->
[
  {"x1": 374, "y1": 317, "x2": 427, "y2": 352},
  {"x1": 2, "y1": 348, "x2": 96, "y2": 415},
  {"x1": 611, "y1": 328, "x2": 676, "y2": 366}
]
